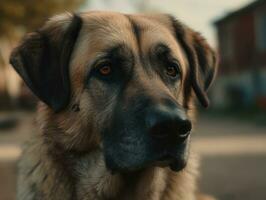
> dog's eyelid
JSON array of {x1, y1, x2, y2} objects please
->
[
  {"x1": 171, "y1": 58, "x2": 181, "y2": 66},
  {"x1": 173, "y1": 59, "x2": 183, "y2": 78},
  {"x1": 89, "y1": 55, "x2": 111, "y2": 70},
  {"x1": 95, "y1": 58, "x2": 112, "y2": 68}
]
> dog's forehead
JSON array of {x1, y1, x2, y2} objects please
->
[
  {"x1": 127, "y1": 14, "x2": 187, "y2": 66},
  {"x1": 70, "y1": 12, "x2": 188, "y2": 80},
  {"x1": 80, "y1": 12, "x2": 138, "y2": 51},
  {"x1": 79, "y1": 12, "x2": 183, "y2": 53}
]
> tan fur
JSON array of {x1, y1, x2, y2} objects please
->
[{"x1": 14, "y1": 11, "x2": 217, "y2": 200}]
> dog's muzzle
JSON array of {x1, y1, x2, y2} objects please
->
[{"x1": 103, "y1": 96, "x2": 192, "y2": 173}]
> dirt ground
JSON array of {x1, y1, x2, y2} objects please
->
[{"x1": 0, "y1": 111, "x2": 265, "y2": 200}]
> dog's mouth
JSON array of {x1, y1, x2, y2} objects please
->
[
  {"x1": 154, "y1": 150, "x2": 187, "y2": 172},
  {"x1": 103, "y1": 125, "x2": 190, "y2": 174},
  {"x1": 108, "y1": 158, "x2": 186, "y2": 174},
  {"x1": 104, "y1": 135, "x2": 189, "y2": 174},
  {"x1": 106, "y1": 149, "x2": 187, "y2": 174},
  {"x1": 150, "y1": 137, "x2": 188, "y2": 172}
]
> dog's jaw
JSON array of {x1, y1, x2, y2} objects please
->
[{"x1": 73, "y1": 148, "x2": 199, "y2": 200}]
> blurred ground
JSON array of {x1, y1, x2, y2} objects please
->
[
  {"x1": 194, "y1": 115, "x2": 266, "y2": 200},
  {"x1": 0, "y1": 111, "x2": 265, "y2": 200},
  {"x1": 0, "y1": 112, "x2": 34, "y2": 200}
]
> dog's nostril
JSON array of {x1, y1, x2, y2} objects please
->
[{"x1": 178, "y1": 120, "x2": 192, "y2": 139}]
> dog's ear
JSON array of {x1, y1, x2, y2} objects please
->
[
  {"x1": 168, "y1": 16, "x2": 218, "y2": 108},
  {"x1": 9, "y1": 14, "x2": 82, "y2": 112}
]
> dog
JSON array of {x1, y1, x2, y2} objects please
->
[{"x1": 10, "y1": 11, "x2": 218, "y2": 200}]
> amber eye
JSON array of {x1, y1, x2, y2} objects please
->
[
  {"x1": 99, "y1": 65, "x2": 112, "y2": 76},
  {"x1": 166, "y1": 64, "x2": 179, "y2": 78}
]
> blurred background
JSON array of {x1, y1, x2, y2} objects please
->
[{"x1": 0, "y1": 0, "x2": 266, "y2": 200}]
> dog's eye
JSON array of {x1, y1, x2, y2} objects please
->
[
  {"x1": 165, "y1": 63, "x2": 180, "y2": 78},
  {"x1": 99, "y1": 65, "x2": 112, "y2": 76}
]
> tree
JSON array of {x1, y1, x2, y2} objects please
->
[
  {"x1": 0, "y1": 0, "x2": 86, "y2": 108},
  {"x1": 0, "y1": 0, "x2": 86, "y2": 37}
]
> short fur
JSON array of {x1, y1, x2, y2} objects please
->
[{"x1": 10, "y1": 11, "x2": 218, "y2": 200}]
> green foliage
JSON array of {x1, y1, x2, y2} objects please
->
[{"x1": 0, "y1": 0, "x2": 85, "y2": 37}]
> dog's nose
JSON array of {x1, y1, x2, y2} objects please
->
[{"x1": 145, "y1": 104, "x2": 191, "y2": 141}]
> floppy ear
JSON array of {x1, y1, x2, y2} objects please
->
[
  {"x1": 169, "y1": 16, "x2": 218, "y2": 108},
  {"x1": 9, "y1": 14, "x2": 82, "y2": 112}
]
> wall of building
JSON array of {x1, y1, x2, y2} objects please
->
[
  {"x1": 211, "y1": 68, "x2": 266, "y2": 109},
  {"x1": 214, "y1": 1, "x2": 266, "y2": 109}
]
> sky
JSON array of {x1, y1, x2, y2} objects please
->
[{"x1": 83, "y1": 0, "x2": 255, "y2": 47}]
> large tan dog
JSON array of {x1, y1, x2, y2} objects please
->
[{"x1": 10, "y1": 11, "x2": 218, "y2": 200}]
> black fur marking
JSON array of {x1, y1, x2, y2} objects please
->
[
  {"x1": 41, "y1": 173, "x2": 48, "y2": 183},
  {"x1": 126, "y1": 15, "x2": 147, "y2": 67},
  {"x1": 71, "y1": 104, "x2": 80, "y2": 112},
  {"x1": 126, "y1": 16, "x2": 141, "y2": 50},
  {"x1": 29, "y1": 183, "x2": 40, "y2": 199},
  {"x1": 27, "y1": 160, "x2": 41, "y2": 176}
]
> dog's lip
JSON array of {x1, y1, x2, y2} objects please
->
[
  {"x1": 158, "y1": 154, "x2": 172, "y2": 161},
  {"x1": 169, "y1": 159, "x2": 186, "y2": 171},
  {"x1": 154, "y1": 157, "x2": 186, "y2": 171},
  {"x1": 155, "y1": 150, "x2": 187, "y2": 171},
  {"x1": 155, "y1": 154, "x2": 173, "y2": 166}
]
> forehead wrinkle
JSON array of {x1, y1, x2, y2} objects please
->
[{"x1": 126, "y1": 15, "x2": 142, "y2": 52}]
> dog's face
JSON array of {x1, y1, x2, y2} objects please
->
[{"x1": 10, "y1": 12, "x2": 217, "y2": 172}]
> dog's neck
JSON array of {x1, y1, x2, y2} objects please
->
[
  {"x1": 72, "y1": 149, "x2": 199, "y2": 200},
  {"x1": 118, "y1": 167, "x2": 168, "y2": 200}
]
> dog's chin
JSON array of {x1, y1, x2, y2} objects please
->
[
  {"x1": 106, "y1": 156, "x2": 187, "y2": 174},
  {"x1": 107, "y1": 161, "x2": 186, "y2": 175},
  {"x1": 153, "y1": 156, "x2": 187, "y2": 172},
  {"x1": 104, "y1": 140, "x2": 189, "y2": 174}
]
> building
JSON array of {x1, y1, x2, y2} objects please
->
[{"x1": 213, "y1": 0, "x2": 266, "y2": 109}]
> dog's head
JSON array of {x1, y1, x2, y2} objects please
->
[{"x1": 10, "y1": 12, "x2": 217, "y2": 172}]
